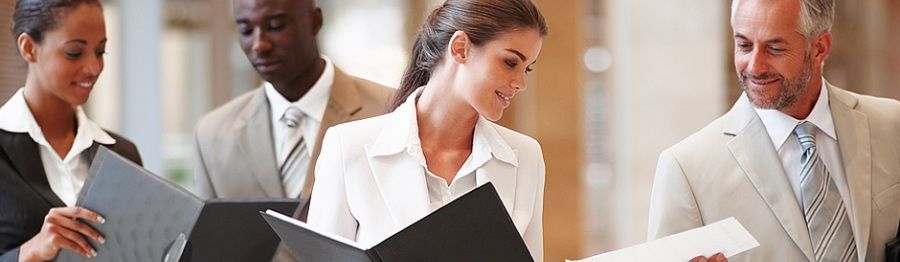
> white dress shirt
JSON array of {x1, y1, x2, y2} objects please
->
[
  {"x1": 265, "y1": 56, "x2": 334, "y2": 197},
  {"x1": 398, "y1": 93, "x2": 488, "y2": 211},
  {"x1": 753, "y1": 79, "x2": 854, "y2": 230},
  {"x1": 0, "y1": 88, "x2": 116, "y2": 207}
]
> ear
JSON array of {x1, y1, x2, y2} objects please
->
[
  {"x1": 17, "y1": 33, "x2": 38, "y2": 63},
  {"x1": 311, "y1": 7, "x2": 323, "y2": 36},
  {"x1": 448, "y1": 31, "x2": 470, "y2": 64},
  {"x1": 811, "y1": 31, "x2": 832, "y2": 65}
]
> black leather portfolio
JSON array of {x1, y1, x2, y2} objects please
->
[
  {"x1": 888, "y1": 221, "x2": 900, "y2": 262},
  {"x1": 260, "y1": 182, "x2": 534, "y2": 262},
  {"x1": 55, "y1": 147, "x2": 300, "y2": 262}
]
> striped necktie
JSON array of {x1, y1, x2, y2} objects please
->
[
  {"x1": 281, "y1": 106, "x2": 309, "y2": 198},
  {"x1": 795, "y1": 121, "x2": 857, "y2": 262}
]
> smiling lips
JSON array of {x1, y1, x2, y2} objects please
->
[
  {"x1": 743, "y1": 73, "x2": 782, "y2": 91},
  {"x1": 496, "y1": 91, "x2": 513, "y2": 107},
  {"x1": 74, "y1": 81, "x2": 94, "y2": 92}
]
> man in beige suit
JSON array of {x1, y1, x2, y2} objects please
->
[
  {"x1": 649, "y1": 0, "x2": 900, "y2": 261},
  {"x1": 193, "y1": 0, "x2": 393, "y2": 260}
]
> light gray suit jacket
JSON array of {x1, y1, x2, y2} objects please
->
[
  {"x1": 192, "y1": 68, "x2": 394, "y2": 261},
  {"x1": 648, "y1": 83, "x2": 900, "y2": 261}
]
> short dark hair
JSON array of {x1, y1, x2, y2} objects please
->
[
  {"x1": 12, "y1": 0, "x2": 102, "y2": 44},
  {"x1": 391, "y1": 0, "x2": 548, "y2": 111}
]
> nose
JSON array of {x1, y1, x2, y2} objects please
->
[
  {"x1": 512, "y1": 72, "x2": 528, "y2": 93},
  {"x1": 251, "y1": 29, "x2": 272, "y2": 54},
  {"x1": 84, "y1": 54, "x2": 103, "y2": 77},
  {"x1": 745, "y1": 48, "x2": 770, "y2": 77}
]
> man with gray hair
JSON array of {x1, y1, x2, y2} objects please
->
[{"x1": 648, "y1": 0, "x2": 900, "y2": 261}]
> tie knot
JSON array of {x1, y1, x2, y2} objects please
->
[
  {"x1": 282, "y1": 106, "x2": 303, "y2": 128},
  {"x1": 794, "y1": 121, "x2": 817, "y2": 151}
]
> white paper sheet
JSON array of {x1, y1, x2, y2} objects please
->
[{"x1": 568, "y1": 217, "x2": 759, "y2": 262}]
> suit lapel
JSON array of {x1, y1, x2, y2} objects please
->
[
  {"x1": 473, "y1": 118, "x2": 519, "y2": 218},
  {"x1": 237, "y1": 88, "x2": 285, "y2": 198},
  {"x1": 364, "y1": 96, "x2": 430, "y2": 229},
  {"x1": 724, "y1": 95, "x2": 816, "y2": 261},
  {"x1": 475, "y1": 160, "x2": 517, "y2": 218},
  {"x1": 0, "y1": 132, "x2": 66, "y2": 207},
  {"x1": 366, "y1": 151, "x2": 430, "y2": 228},
  {"x1": 301, "y1": 69, "x2": 363, "y2": 201},
  {"x1": 828, "y1": 85, "x2": 871, "y2": 261}
]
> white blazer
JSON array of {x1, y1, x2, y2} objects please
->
[{"x1": 307, "y1": 91, "x2": 547, "y2": 261}]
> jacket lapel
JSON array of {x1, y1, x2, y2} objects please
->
[
  {"x1": 237, "y1": 88, "x2": 285, "y2": 198},
  {"x1": 475, "y1": 161, "x2": 517, "y2": 218},
  {"x1": 367, "y1": 150, "x2": 431, "y2": 229},
  {"x1": 301, "y1": 68, "x2": 364, "y2": 201},
  {"x1": 0, "y1": 132, "x2": 66, "y2": 207},
  {"x1": 364, "y1": 96, "x2": 429, "y2": 228},
  {"x1": 828, "y1": 85, "x2": 871, "y2": 261},
  {"x1": 473, "y1": 118, "x2": 519, "y2": 218},
  {"x1": 724, "y1": 95, "x2": 815, "y2": 261}
]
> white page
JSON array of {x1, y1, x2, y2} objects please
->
[
  {"x1": 264, "y1": 209, "x2": 371, "y2": 250},
  {"x1": 569, "y1": 217, "x2": 759, "y2": 262}
]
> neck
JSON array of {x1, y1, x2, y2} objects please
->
[
  {"x1": 22, "y1": 82, "x2": 77, "y2": 139},
  {"x1": 416, "y1": 73, "x2": 479, "y2": 151},
  {"x1": 272, "y1": 57, "x2": 326, "y2": 102},
  {"x1": 781, "y1": 76, "x2": 823, "y2": 120}
]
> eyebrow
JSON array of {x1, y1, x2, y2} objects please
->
[
  {"x1": 235, "y1": 13, "x2": 288, "y2": 24},
  {"x1": 505, "y1": 48, "x2": 527, "y2": 62},
  {"x1": 733, "y1": 33, "x2": 787, "y2": 44},
  {"x1": 65, "y1": 39, "x2": 88, "y2": 45}
]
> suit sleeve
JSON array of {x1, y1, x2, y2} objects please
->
[
  {"x1": 522, "y1": 140, "x2": 545, "y2": 261},
  {"x1": 192, "y1": 127, "x2": 217, "y2": 199},
  {"x1": 647, "y1": 150, "x2": 703, "y2": 240},
  {"x1": 307, "y1": 127, "x2": 358, "y2": 240},
  {"x1": 0, "y1": 247, "x2": 18, "y2": 262}
]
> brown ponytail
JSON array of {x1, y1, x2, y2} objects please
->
[{"x1": 390, "y1": 0, "x2": 548, "y2": 111}]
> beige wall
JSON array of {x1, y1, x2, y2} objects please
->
[
  {"x1": 499, "y1": 0, "x2": 587, "y2": 260},
  {"x1": 604, "y1": 0, "x2": 729, "y2": 250}
]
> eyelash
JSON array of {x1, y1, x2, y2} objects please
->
[
  {"x1": 239, "y1": 23, "x2": 285, "y2": 36},
  {"x1": 505, "y1": 60, "x2": 518, "y2": 68},
  {"x1": 736, "y1": 43, "x2": 786, "y2": 54},
  {"x1": 65, "y1": 51, "x2": 82, "y2": 58},
  {"x1": 505, "y1": 59, "x2": 535, "y2": 74}
]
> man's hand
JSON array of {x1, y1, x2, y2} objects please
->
[{"x1": 689, "y1": 252, "x2": 728, "y2": 262}]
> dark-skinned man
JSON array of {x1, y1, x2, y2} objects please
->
[{"x1": 193, "y1": 0, "x2": 394, "y2": 261}]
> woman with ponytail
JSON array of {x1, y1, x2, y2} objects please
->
[{"x1": 307, "y1": 0, "x2": 548, "y2": 260}]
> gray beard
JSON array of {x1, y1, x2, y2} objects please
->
[{"x1": 739, "y1": 54, "x2": 813, "y2": 110}]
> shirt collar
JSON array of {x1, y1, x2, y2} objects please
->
[
  {"x1": 0, "y1": 88, "x2": 115, "y2": 155},
  {"x1": 753, "y1": 78, "x2": 837, "y2": 150},
  {"x1": 367, "y1": 87, "x2": 518, "y2": 167},
  {"x1": 265, "y1": 55, "x2": 335, "y2": 124}
]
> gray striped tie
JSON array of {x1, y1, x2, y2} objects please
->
[
  {"x1": 795, "y1": 122, "x2": 857, "y2": 262},
  {"x1": 281, "y1": 106, "x2": 309, "y2": 198}
]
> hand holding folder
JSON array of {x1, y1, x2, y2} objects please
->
[
  {"x1": 261, "y1": 183, "x2": 534, "y2": 262},
  {"x1": 55, "y1": 147, "x2": 300, "y2": 262}
]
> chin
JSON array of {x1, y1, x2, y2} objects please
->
[
  {"x1": 68, "y1": 94, "x2": 91, "y2": 107},
  {"x1": 484, "y1": 111, "x2": 504, "y2": 122}
]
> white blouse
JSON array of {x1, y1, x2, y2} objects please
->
[{"x1": 0, "y1": 88, "x2": 115, "y2": 206}]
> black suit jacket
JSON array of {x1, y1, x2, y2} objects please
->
[{"x1": 0, "y1": 130, "x2": 142, "y2": 262}]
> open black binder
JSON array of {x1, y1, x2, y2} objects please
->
[
  {"x1": 55, "y1": 147, "x2": 300, "y2": 262},
  {"x1": 261, "y1": 182, "x2": 534, "y2": 262}
]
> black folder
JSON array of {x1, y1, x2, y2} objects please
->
[
  {"x1": 55, "y1": 147, "x2": 300, "y2": 262},
  {"x1": 260, "y1": 182, "x2": 534, "y2": 262}
]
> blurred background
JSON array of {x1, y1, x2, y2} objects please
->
[{"x1": 1, "y1": 0, "x2": 897, "y2": 261}]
